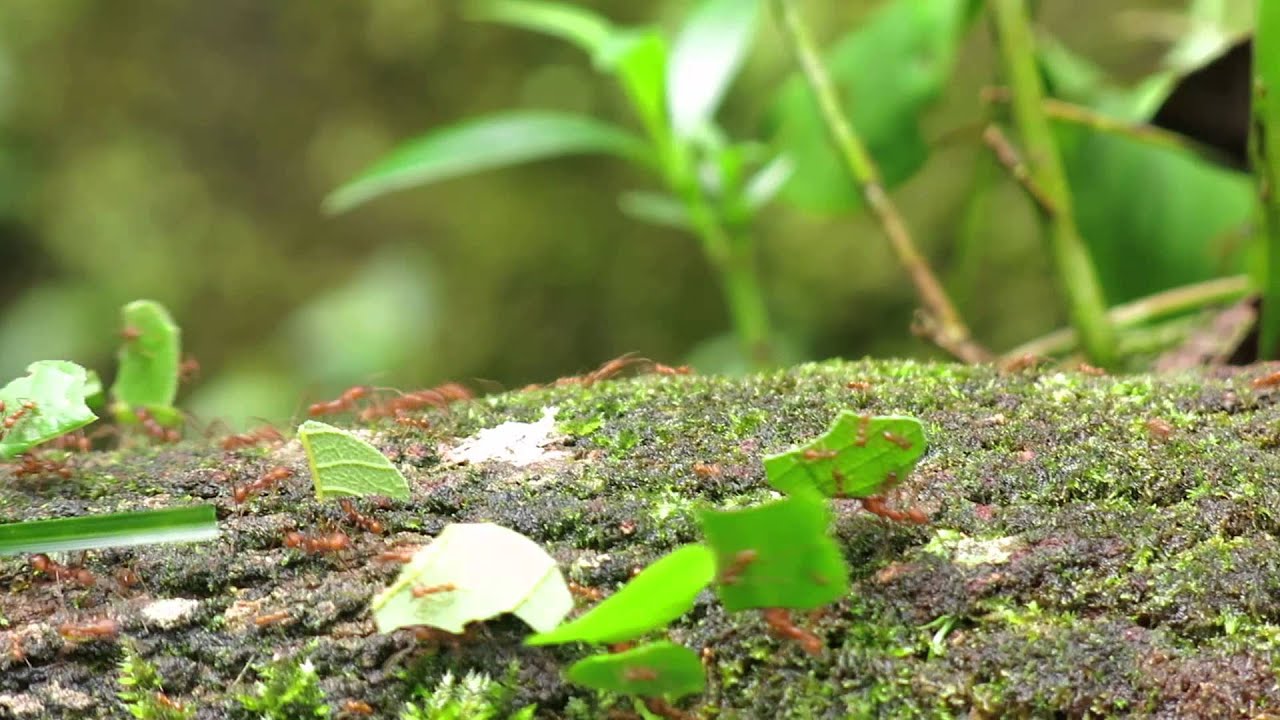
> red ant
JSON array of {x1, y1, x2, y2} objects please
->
[
  {"x1": 253, "y1": 610, "x2": 292, "y2": 628},
  {"x1": 394, "y1": 416, "x2": 432, "y2": 430},
  {"x1": 1000, "y1": 353, "x2": 1046, "y2": 373},
  {"x1": 31, "y1": 553, "x2": 96, "y2": 586},
  {"x1": 411, "y1": 583, "x2": 457, "y2": 598},
  {"x1": 801, "y1": 448, "x2": 837, "y2": 461},
  {"x1": 1075, "y1": 363, "x2": 1107, "y2": 377},
  {"x1": 339, "y1": 499, "x2": 384, "y2": 534},
  {"x1": 220, "y1": 425, "x2": 285, "y2": 451},
  {"x1": 643, "y1": 698, "x2": 696, "y2": 720},
  {"x1": 846, "y1": 381, "x2": 872, "y2": 391},
  {"x1": 719, "y1": 549, "x2": 758, "y2": 585},
  {"x1": 12, "y1": 453, "x2": 72, "y2": 480},
  {"x1": 569, "y1": 581, "x2": 605, "y2": 602},
  {"x1": 853, "y1": 414, "x2": 871, "y2": 447},
  {"x1": 340, "y1": 699, "x2": 375, "y2": 716},
  {"x1": 58, "y1": 618, "x2": 118, "y2": 642},
  {"x1": 623, "y1": 666, "x2": 659, "y2": 682},
  {"x1": 859, "y1": 496, "x2": 928, "y2": 524},
  {"x1": 762, "y1": 608, "x2": 823, "y2": 656},
  {"x1": 882, "y1": 432, "x2": 913, "y2": 450},
  {"x1": 233, "y1": 467, "x2": 293, "y2": 503},
  {"x1": 178, "y1": 354, "x2": 201, "y2": 384},
  {"x1": 1, "y1": 400, "x2": 37, "y2": 436},
  {"x1": 650, "y1": 363, "x2": 692, "y2": 376},
  {"x1": 692, "y1": 462, "x2": 722, "y2": 478},
  {"x1": 284, "y1": 530, "x2": 350, "y2": 555},
  {"x1": 1146, "y1": 418, "x2": 1174, "y2": 441},
  {"x1": 375, "y1": 547, "x2": 417, "y2": 564},
  {"x1": 1254, "y1": 371, "x2": 1280, "y2": 389},
  {"x1": 120, "y1": 326, "x2": 143, "y2": 342},
  {"x1": 832, "y1": 469, "x2": 847, "y2": 498},
  {"x1": 154, "y1": 693, "x2": 187, "y2": 714},
  {"x1": 133, "y1": 408, "x2": 180, "y2": 443},
  {"x1": 45, "y1": 431, "x2": 91, "y2": 453},
  {"x1": 308, "y1": 386, "x2": 370, "y2": 417}
]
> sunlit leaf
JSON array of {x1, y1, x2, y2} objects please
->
[
  {"x1": 698, "y1": 493, "x2": 848, "y2": 612},
  {"x1": 667, "y1": 0, "x2": 761, "y2": 138},
  {"x1": 298, "y1": 420, "x2": 411, "y2": 501},
  {"x1": 470, "y1": 0, "x2": 613, "y2": 56},
  {"x1": 763, "y1": 412, "x2": 926, "y2": 499},
  {"x1": 325, "y1": 112, "x2": 651, "y2": 213},
  {"x1": 371, "y1": 523, "x2": 572, "y2": 634},
  {"x1": 566, "y1": 641, "x2": 705, "y2": 701},
  {"x1": 770, "y1": 0, "x2": 976, "y2": 212},
  {"x1": 0, "y1": 506, "x2": 218, "y2": 555},
  {"x1": 0, "y1": 360, "x2": 97, "y2": 459},
  {"x1": 110, "y1": 299, "x2": 181, "y2": 421},
  {"x1": 601, "y1": 29, "x2": 671, "y2": 145},
  {"x1": 526, "y1": 544, "x2": 715, "y2": 646}
]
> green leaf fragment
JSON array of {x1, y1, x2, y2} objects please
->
[
  {"x1": 371, "y1": 522, "x2": 572, "y2": 634},
  {"x1": 566, "y1": 641, "x2": 705, "y2": 701},
  {"x1": 110, "y1": 299, "x2": 181, "y2": 419},
  {"x1": 527, "y1": 544, "x2": 715, "y2": 646},
  {"x1": 0, "y1": 360, "x2": 98, "y2": 459},
  {"x1": 324, "y1": 111, "x2": 651, "y2": 213},
  {"x1": 298, "y1": 420, "x2": 411, "y2": 501},
  {"x1": 698, "y1": 493, "x2": 849, "y2": 612},
  {"x1": 0, "y1": 505, "x2": 218, "y2": 556},
  {"x1": 763, "y1": 412, "x2": 926, "y2": 499}
]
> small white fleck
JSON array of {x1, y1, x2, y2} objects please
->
[
  {"x1": 140, "y1": 597, "x2": 201, "y2": 629},
  {"x1": 444, "y1": 407, "x2": 570, "y2": 467}
]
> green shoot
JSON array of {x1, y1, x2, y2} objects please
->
[
  {"x1": 762, "y1": 412, "x2": 926, "y2": 498},
  {"x1": 371, "y1": 522, "x2": 572, "y2": 634},
  {"x1": 526, "y1": 544, "x2": 716, "y2": 646},
  {"x1": 0, "y1": 505, "x2": 218, "y2": 556},
  {"x1": 297, "y1": 420, "x2": 411, "y2": 501},
  {"x1": 0, "y1": 360, "x2": 98, "y2": 459}
]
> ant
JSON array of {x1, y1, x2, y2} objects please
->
[
  {"x1": 853, "y1": 414, "x2": 871, "y2": 447},
  {"x1": 13, "y1": 453, "x2": 72, "y2": 480},
  {"x1": 31, "y1": 553, "x2": 96, "y2": 587},
  {"x1": 718, "y1": 549, "x2": 758, "y2": 585},
  {"x1": 569, "y1": 581, "x2": 605, "y2": 602},
  {"x1": 692, "y1": 462, "x2": 722, "y2": 478},
  {"x1": 411, "y1": 583, "x2": 457, "y2": 598},
  {"x1": 881, "y1": 432, "x2": 913, "y2": 450},
  {"x1": 1146, "y1": 418, "x2": 1174, "y2": 441},
  {"x1": 375, "y1": 547, "x2": 417, "y2": 564},
  {"x1": 801, "y1": 448, "x2": 837, "y2": 461},
  {"x1": 762, "y1": 608, "x2": 823, "y2": 656},
  {"x1": 339, "y1": 499, "x2": 384, "y2": 534},
  {"x1": 283, "y1": 530, "x2": 350, "y2": 555},
  {"x1": 846, "y1": 380, "x2": 872, "y2": 391},
  {"x1": 253, "y1": 610, "x2": 292, "y2": 628},
  {"x1": 45, "y1": 431, "x2": 91, "y2": 453},
  {"x1": 58, "y1": 617, "x2": 118, "y2": 642},
  {"x1": 233, "y1": 466, "x2": 293, "y2": 503},
  {"x1": 308, "y1": 385, "x2": 370, "y2": 417},
  {"x1": 340, "y1": 699, "x2": 375, "y2": 717},
  {"x1": 650, "y1": 363, "x2": 692, "y2": 376},
  {"x1": 1, "y1": 400, "x2": 37, "y2": 438},
  {"x1": 133, "y1": 408, "x2": 180, "y2": 443},
  {"x1": 178, "y1": 354, "x2": 201, "y2": 384},
  {"x1": 120, "y1": 326, "x2": 143, "y2": 342},
  {"x1": 1253, "y1": 371, "x2": 1280, "y2": 389},
  {"x1": 154, "y1": 694, "x2": 187, "y2": 714},
  {"x1": 220, "y1": 425, "x2": 284, "y2": 451},
  {"x1": 394, "y1": 415, "x2": 432, "y2": 430},
  {"x1": 859, "y1": 496, "x2": 928, "y2": 524}
]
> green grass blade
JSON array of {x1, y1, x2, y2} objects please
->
[
  {"x1": 0, "y1": 505, "x2": 219, "y2": 556},
  {"x1": 1255, "y1": 0, "x2": 1280, "y2": 357}
]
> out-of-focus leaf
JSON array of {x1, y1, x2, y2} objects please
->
[
  {"x1": 298, "y1": 420, "x2": 411, "y2": 501},
  {"x1": 667, "y1": 0, "x2": 761, "y2": 138},
  {"x1": 770, "y1": 0, "x2": 976, "y2": 212},
  {"x1": 0, "y1": 360, "x2": 97, "y2": 459},
  {"x1": 743, "y1": 155, "x2": 794, "y2": 210},
  {"x1": 526, "y1": 544, "x2": 715, "y2": 646},
  {"x1": 0, "y1": 506, "x2": 218, "y2": 556},
  {"x1": 325, "y1": 112, "x2": 651, "y2": 213},
  {"x1": 565, "y1": 642, "x2": 705, "y2": 701},
  {"x1": 470, "y1": 0, "x2": 613, "y2": 56},
  {"x1": 371, "y1": 523, "x2": 572, "y2": 635},
  {"x1": 601, "y1": 30, "x2": 671, "y2": 144},
  {"x1": 110, "y1": 299, "x2": 180, "y2": 420},
  {"x1": 618, "y1": 191, "x2": 691, "y2": 230}
]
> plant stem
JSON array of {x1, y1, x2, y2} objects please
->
[
  {"x1": 1005, "y1": 275, "x2": 1252, "y2": 359},
  {"x1": 769, "y1": 0, "x2": 989, "y2": 364},
  {"x1": 1253, "y1": 0, "x2": 1280, "y2": 358},
  {"x1": 988, "y1": 0, "x2": 1116, "y2": 367}
]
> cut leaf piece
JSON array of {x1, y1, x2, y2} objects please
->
[
  {"x1": 0, "y1": 360, "x2": 98, "y2": 459},
  {"x1": 325, "y1": 111, "x2": 651, "y2": 213},
  {"x1": 527, "y1": 544, "x2": 715, "y2": 646},
  {"x1": 698, "y1": 493, "x2": 849, "y2": 612},
  {"x1": 566, "y1": 641, "x2": 705, "y2": 701},
  {"x1": 110, "y1": 299, "x2": 181, "y2": 420},
  {"x1": 298, "y1": 420, "x2": 411, "y2": 501},
  {"x1": 371, "y1": 522, "x2": 572, "y2": 634},
  {"x1": 763, "y1": 412, "x2": 926, "y2": 499},
  {"x1": 0, "y1": 505, "x2": 218, "y2": 556},
  {"x1": 667, "y1": 0, "x2": 761, "y2": 137}
]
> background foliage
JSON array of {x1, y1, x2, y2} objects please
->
[{"x1": 0, "y1": 0, "x2": 1252, "y2": 426}]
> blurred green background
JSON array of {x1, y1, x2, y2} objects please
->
[{"x1": 0, "y1": 0, "x2": 1255, "y2": 428}]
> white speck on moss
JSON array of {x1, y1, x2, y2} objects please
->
[
  {"x1": 445, "y1": 407, "x2": 569, "y2": 467},
  {"x1": 140, "y1": 597, "x2": 200, "y2": 629}
]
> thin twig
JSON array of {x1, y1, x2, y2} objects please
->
[
  {"x1": 769, "y1": 0, "x2": 989, "y2": 364},
  {"x1": 989, "y1": 0, "x2": 1116, "y2": 366},
  {"x1": 1005, "y1": 275, "x2": 1252, "y2": 359},
  {"x1": 980, "y1": 125, "x2": 1057, "y2": 215}
]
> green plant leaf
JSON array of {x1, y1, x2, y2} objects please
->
[
  {"x1": 601, "y1": 29, "x2": 671, "y2": 146},
  {"x1": 470, "y1": 0, "x2": 613, "y2": 56},
  {"x1": 618, "y1": 191, "x2": 692, "y2": 230},
  {"x1": 371, "y1": 522, "x2": 573, "y2": 634},
  {"x1": 0, "y1": 360, "x2": 98, "y2": 459},
  {"x1": 297, "y1": 420, "x2": 411, "y2": 501},
  {"x1": 325, "y1": 111, "x2": 651, "y2": 213},
  {"x1": 763, "y1": 412, "x2": 926, "y2": 498},
  {"x1": 770, "y1": 0, "x2": 975, "y2": 212},
  {"x1": 566, "y1": 641, "x2": 705, "y2": 701},
  {"x1": 667, "y1": 0, "x2": 761, "y2": 137},
  {"x1": 743, "y1": 155, "x2": 794, "y2": 211},
  {"x1": 526, "y1": 544, "x2": 715, "y2": 646},
  {"x1": 109, "y1": 299, "x2": 181, "y2": 420},
  {"x1": 698, "y1": 493, "x2": 849, "y2": 612},
  {"x1": 0, "y1": 505, "x2": 218, "y2": 555}
]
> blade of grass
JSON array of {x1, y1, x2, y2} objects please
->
[
  {"x1": 1254, "y1": 0, "x2": 1280, "y2": 357},
  {"x1": 768, "y1": 0, "x2": 989, "y2": 363},
  {"x1": 988, "y1": 0, "x2": 1116, "y2": 366},
  {"x1": 0, "y1": 505, "x2": 219, "y2": 556}
]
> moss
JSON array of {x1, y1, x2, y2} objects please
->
[
  {"x1": 6, "y1": 359, "x2": 1280, "y2": 717},
  {"x1": 236, "y1": 654, "x2": 329, "y2": 720}
]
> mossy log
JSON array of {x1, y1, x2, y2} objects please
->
[{"x1": 4, "y1": 359, "x2": 1280, "y2": 719}]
